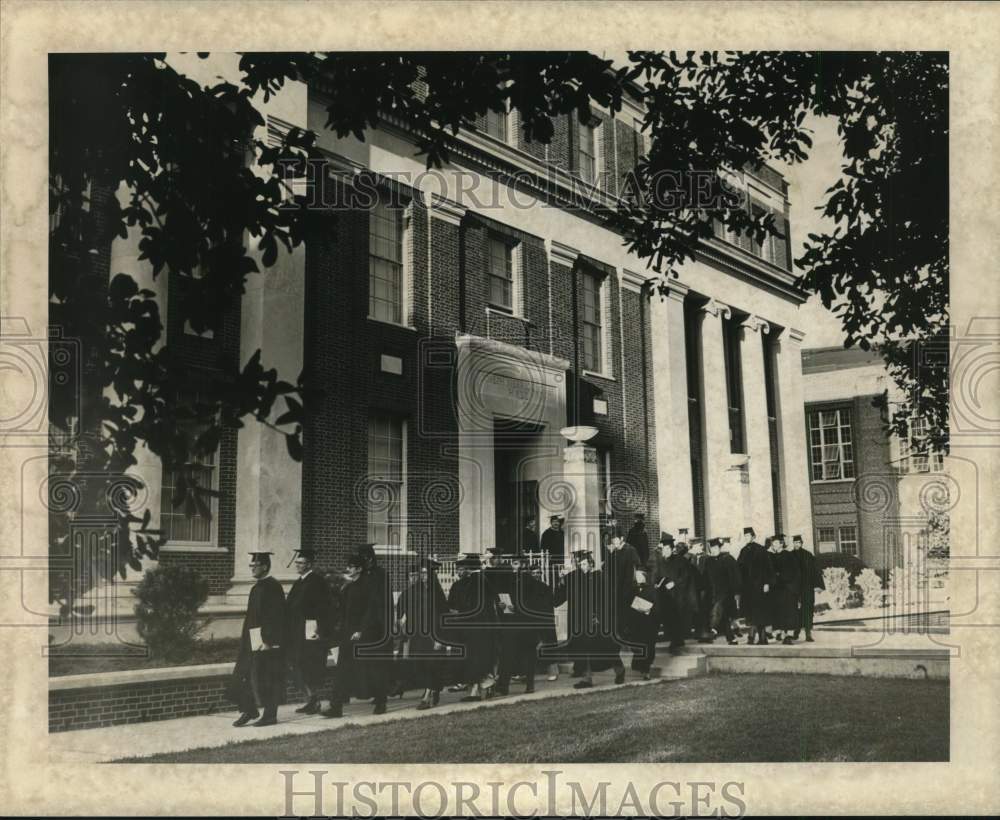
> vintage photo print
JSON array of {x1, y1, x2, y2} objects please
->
[{"x1": 1, "y1": 1, "x2": 998, "y2": 816}]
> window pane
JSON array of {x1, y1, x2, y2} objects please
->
[{"x1": 369, "y1": 202, "x2": 404, "y2": 323}]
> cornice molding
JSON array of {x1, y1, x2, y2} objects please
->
[
  {"x1": 427, "y1": 193, "x2": 466, "y2": 225},
  {"x1": 548, "y1": 240, "x2": 580, "y2": 269}
]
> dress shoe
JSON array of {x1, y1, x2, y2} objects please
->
[
  {"x1": 321, "y1": 704, "x2": 343, "y2": 718},
  {"x1": 416, "y1": 700, "x2": 432, "y2": 711},
  {"x1": 295, "y1": 699, "x2": 320, "y2": 715},
  {"x1": 806, "y1": 633, "x2": 815, "y2": 642},
  {"x1": 546, "y1": 674, "x2": 558, "y2": 682},
  {"x1": 727, "y1": 639, "x2": 738, "y2": 645},
  {"x1": 614, "y1": 669, "x2": 626, "y2": 685},
  {"x1": 252, "y1": 712, "x2": 277, "y2": 727},
  {"x1": 232, "y1": 710, "x2": 259, "y2": 727},
  {"x1": 432, "y1": 690, "x2": 440, "y2": 706},
  {"x1": 573, "y1": 679, "x2": 594, "y2": 689},
  {"x1": 782, "y1": 636, "x2": 794, "y2": 645},
  {"x1": 373, "y1": 701, "x2": 387, "y2": 715},
  {"x1": 524, "y1": 684, "x2": 535, "y2": 694}
]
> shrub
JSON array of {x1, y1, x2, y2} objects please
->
[
  {"x1": 856, "y1": 567, "x2": 885, "y2": 608},
  {"x1": 133, "y1": 565, "x2": 210, "y2": 661},
  {"x1": 815, "y1": 551, "x2": 868, "y2": 584},
  {"x1": 822, "y1": 567, "x2": 852, "y2": 610}
]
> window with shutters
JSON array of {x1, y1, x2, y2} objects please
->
[
  {"x1": 367, "y1": 415, "x2": 406, "y2": 549},
  {"x1": 809, "y1": 407, "x2": 856, "y2": 481},
  {"x1": 368, "y1": 199, "x2": 410, "y2": 325}
]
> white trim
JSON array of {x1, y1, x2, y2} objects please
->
[
  {"x1": 810, "y1": 478, "x2": 857, "y2": 485},
  {"x1": 159, "y1": 543, "x2": 228, "y2": 554},
  {"x1": 366, "y1": 316, "x2": 418, "y2": 332},
  {"x1": 583, "y1": 369, "x2": 616, "y2": 383}
]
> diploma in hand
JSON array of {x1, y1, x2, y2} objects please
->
[
  {"x1": 631, "y1": 596, "x2": 653, "y2": 614},
  {"x1": 305, "y1": 619, "x2": 319, "y2": 640},
  {"x1": 249, "y1": 627, "x2": 264, "y2": 651}
]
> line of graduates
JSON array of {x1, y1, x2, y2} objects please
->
[
  {"x1": 643, "y1": 526, "x2": 825, "y2": 654},
  {"x1": 227, "y1": 527, "x2": 825, "y2": 727}
]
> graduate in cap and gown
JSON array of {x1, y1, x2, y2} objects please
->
[
  {"x1": 770, "y1": 534, "x2": 802, "y2": 644},
  {"x1": 737, "y1": 526, "x2": 775, "y2": 645},
  {"x1": 553, "y1": 549, "x2": 627, "y2": 689},
  {"x1": 529, "y1": 562, "x2": 561, "y2": 682},
  {"x1": 705, "y1": 538, "x2": 742, "y2": 644},
  {"x1": 626, "y1": 513, "x2": 650, "y2": 566},
  {"x1": 496, "y1": 554, "x2": 547, "y2": 695},
  {"x1": 396, "y1": 556, "x2": 449, "y2": 709},
  {"x1": 605, "y1": 533, "x2": 644, "y2": 647},
  {"x1": 686, "y1": 538, "x2": 712, "y2": 641},
  {"x1": 446, "y1": 553, "x2": 501, "y2": 701},
  {"x1": 626, "y1": 564, "x2": 659, "y2": 678},
  {"x1": 230, "y1": 551, "x2": 286, "y2": 727},
  {"x1": 791, "y1": 535, "x2": 824, "y2": 642},
  {"x1": 284, "y1": 548, "x2": 334, "y2": 715},
  {"x1": 325, "y1": 544, "x2": 392, "y2": 717},
  {"x1": 649, "y1": 533, "x2": 696, "y2": 654},
  {"x1": 539, "y1": 515, "x2": 565, "y2": 558}
]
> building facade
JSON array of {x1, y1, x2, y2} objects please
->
[
  {"x1": 52, "y1": 54, "x2": 815, "y2": 603},
  {"x1": 801, "y1": 346, "x2": 945, "y2": 570}
]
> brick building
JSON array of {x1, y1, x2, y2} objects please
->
[
  {"x1": 801, "y1": 346, "x2": 945, "y2": 570},
  {"x1": 54, "y1": 53, "x2": 816, "y2": 604}
]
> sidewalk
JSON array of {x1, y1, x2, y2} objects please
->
[
  {"x1": 50, "y1": 662, "x2": 688, "y2": 763},
  {"x1": 48, "y1": 627, "x2": 949, "y2": 763}
]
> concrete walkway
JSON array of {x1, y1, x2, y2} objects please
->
[{"x1": 48, "y1": 628, "x2": 949, "y2": 763}]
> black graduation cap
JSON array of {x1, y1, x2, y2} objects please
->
[
  {"x1": 634, "y1": 512, "x2": 645, "y2": 520},
  {"x1": 708, "y1": 537, "x2": 722, "y2": 547},
  {"x1": 345, "y1": 553, "x2": 365, "y2": 568},
  {"x1": 293, "y1": 548, "x2": 316, "y2": 559},
  {"x1": 249, "y1": 551, "x2": 273, "y2": 560},
  {"x1": 660, "y1": 531, "x2": 675, "y2": 545},
  {"x1": 549, "y1": 514, "x2": 564, "y2": 523},
  {"x1": 792, "y1": 534, "x2": 804, "y2": 543},
  {"x1": 457, "y1": 553, "x2": 482, "y2": 569},
  {"x1": 678, "y1": 527, "x2": 689, "y2": 536},
  {"x1": 572, "y1": 549, "x2": 594, "y2": 560},
  {"x1": 743, "y1": 526, "x2": 756, "y2": 536},
  {"x1": 355, "y1": 542, "x2": 377, "y2": 561}
]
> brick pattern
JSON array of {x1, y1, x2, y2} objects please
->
[{"x1": 49, "y1": 670, "x2": 331, "y2": 733}]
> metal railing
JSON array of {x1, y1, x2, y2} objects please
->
[{"x1": 431, "y1": 551, "x2": 562, "y2": 594}]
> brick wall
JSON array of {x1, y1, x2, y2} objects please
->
[{"x1": 49, "y1": 667, "x2": 327, "y2": 733}]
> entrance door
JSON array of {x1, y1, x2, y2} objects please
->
[{"x1": 514, "y1": 480, "x2": 539, "y2": 552}]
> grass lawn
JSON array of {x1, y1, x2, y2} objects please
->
[
  {"x1": 131, "y1": 673, "x2": 948, "y2": 763},
  {"x1": 48, "y1": 638, "x2": 240, "y2": 677}
]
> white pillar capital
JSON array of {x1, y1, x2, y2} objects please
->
[
  {"x1": 741, "y1": 314, "x2": 771, "y2": 335},
  {"x1": 701, "y1": 297, "x2": 732, "y2": 320}
]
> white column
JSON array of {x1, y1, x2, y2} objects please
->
[
  {"x1": 227, "y1": 242, "x2": 306, "y2": 599},
  {"x1": 740, "y1": 315, "x2": 776, "y2": 538},
  {"x1": 648, "y1": 277, "x2": 694, "y2": 535},
  {"x1": 561, "y1": 442, "x2": 602, "y2": 564},
  {"x1": 772, "y1": 327, "x2": 812, "y2": 540},
  {"x1": 698, "y1": 298, "x2": 734, "y2": 538}
]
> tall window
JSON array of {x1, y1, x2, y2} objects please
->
[
  {"x1": 762, "y1": 334, "x2": 783, "y2": 533},
  {"x1": 487, "y1": 234, "x2": 514, "y2": 309},
  {"x1": 367, "y1": 415, "x2": 405, "y2": 548},
  {"x1": 838, "y1": 526, "x2": 859, "y2": 557},
  {"x1": 160, "y1": 396, "x2": 218, "y2": 545},
  {"x1": 484, "y1": 106, "x2": 508, "y2": 142},
  {"x1": 722, "y1": 316, "x2": 746, "y2": 453},
  {"x1": 581, "y1": 270, "x2": 604, "y2": 373},
  {"x1": 809, "y1": 407, "x2": 855, "y2": 480},
  {"x1": 369, "y1": 200, "x2": 405, "y2": 324},
  {"x1": 576, "y1": 118, "x2": 598, "y2": 184},
  {"x1": 900, "y1": 416, "x2": 944, "y2": 474},
  {"x1": 685, "y1": 301, "x2": 706, "y2": 539}
]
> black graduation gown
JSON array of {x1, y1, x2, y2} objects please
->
[
  {"x1": 520, "y1": 528, "x2": 540, "y2": 553},
  {"x1": 497, "y1": 569, "x2": 545, "y2": 684},
  {"x1": 446, "y1": 571, "x2": 500, "y2": 683},
  {"x1": 706, "y1": 553, "x2": 742, "y2": 605},
  {"x1": 771, "y1": 550, "x2": 803, "y2": 630},
  {"x1": 626, "y1": 524, "x2": 650, "y2": 566},
  {"x1": 540, "y1": 527, "x2": 565, "y2": 558},
  {"x1": 626, "y1": 580, "x2": 659, "y2": 671},
  {"x1": 687, "y1": 552, "x2": 711, "y2": 635},
  {"x1": 230, "y1": 574, "x2": 286, "y2": 712},
  {"x1": 285, "y1": 571, "x2": 333, "y2": 690},
  {"x1": 552, "y1": 568, "x2": 621, "y2": 671},
  {"x1": 649, "y1": 552, "x2": 696, "y2": 642},
  {"x1": 605, "y1": 544, "x2": 643, "y2": 645},
  {"x1": 335, "y1": 566, "x2": 392, "y2": 702},
  {"x1": 396, "y1": 576, "x2": 449, "y2": 689},
  {"x1": 738, "y1": 541, "x2": 776, "y2": 627},
  {"x1": 794, "y1": 548, "x2": 824, "y2": 631}
]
